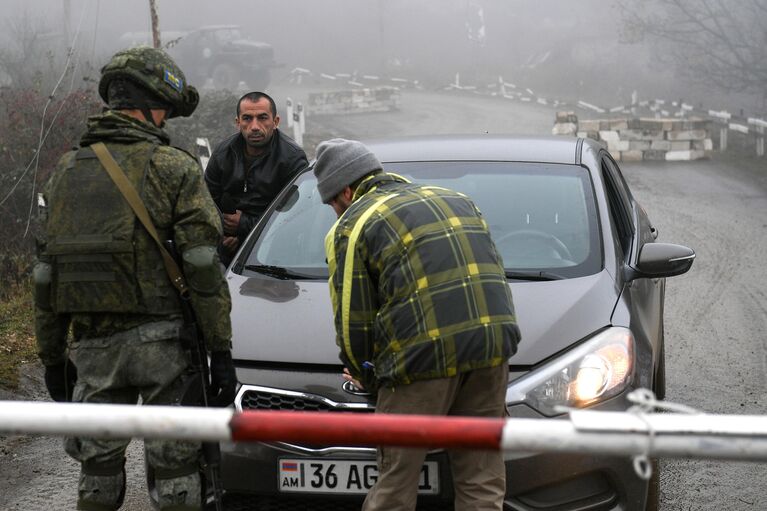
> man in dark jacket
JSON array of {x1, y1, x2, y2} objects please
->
[
  {"x1": 315, "y1": 139, "x2": 521, "y2": 511},
  {"x1": 34, "y1": 46, "x2": 236, "y2": 510},
  {"x1": 204, "y1": 91, "x2": 308, "y2": 265}
]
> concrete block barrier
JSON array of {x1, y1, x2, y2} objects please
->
[
  {"x1": 307, "y1": 87, "x2": 401, "y2": 116},
  {"x1": 553, "y1": 112, "x2": 712, "y2": 161}
]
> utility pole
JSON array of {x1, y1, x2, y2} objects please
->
[
  {"x1": 62, "y1": 0, "x2": 71, "y2": 44},
  {"x1": 378, "y1": 0, "x2": 385, "y2": 73},
  {"x1": 149, "y1": 0, "x2": 161, "y2": 48}
]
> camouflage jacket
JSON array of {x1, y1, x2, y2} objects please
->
[
  {"x1": 324, "y1": 172, "x2": 520, "y2": 390},
  {"x1": 35, "y1": 110, "x2": 232, "y2": 365}
]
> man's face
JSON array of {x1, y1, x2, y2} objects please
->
[
  {"x1": 236, "y1": 98, "x2": 279, "y2": 154},
  {"x1": 329, "y1": 188, "x2": 353, "y2": 217}
]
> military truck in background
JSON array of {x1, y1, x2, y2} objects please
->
[{"x1": 119, "y1": 25, "x2": 277, "y2": 91}]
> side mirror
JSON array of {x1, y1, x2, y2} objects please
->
[{"x1": 627, "y1": 243, "x2": 695, "y2": 280}]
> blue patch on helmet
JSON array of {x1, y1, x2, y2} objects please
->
[{"x1": 163, "y1": 70, "x2": 184, "y2": 92}]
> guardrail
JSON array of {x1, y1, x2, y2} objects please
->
[
  {"x1": 285, "y1": 97, "x2": 305, "y2": 147},
  {"x1": 287, "y1": 67, "x2": 765, "y2": 157}
]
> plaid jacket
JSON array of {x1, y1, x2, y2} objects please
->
[{"x1": 324, "y1": 172, "x2": 520, "y2": 389}]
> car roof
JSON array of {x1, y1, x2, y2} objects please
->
[
  {"x1": 363, "y1": 135, "x2": 598, "y2": 165},
  {"x1": 196, "y1": 25, "x2": 241, "y2": 31}
]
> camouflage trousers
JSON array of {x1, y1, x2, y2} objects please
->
[{"x1": 65, "y1": 319, "x2": 203, "y2": 511}]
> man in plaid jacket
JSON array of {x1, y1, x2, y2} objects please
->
[{"x1": 315, "y1": 138, "x2": 521, "y2": 511}]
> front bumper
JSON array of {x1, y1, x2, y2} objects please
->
[
  {"x1": 220, "y1": 442, "x2": 648, "y2": 511},
  {"x1": 220, "y1": 380, "x2": 650, "y2": 510}
]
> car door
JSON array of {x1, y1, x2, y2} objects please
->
[{"x1": 600, "y1": 153, "x2": 664, "y2": 391}]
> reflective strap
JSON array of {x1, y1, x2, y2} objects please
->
[
  {"x1": 324, "y1": 217, "x2": 342, "y2": 315},
  {"x1": 327, "y1": 193, "x2": 399, "y2": 373},
  {"x1": 351, "y1": 172, "x2": 411, "y2": 202}
]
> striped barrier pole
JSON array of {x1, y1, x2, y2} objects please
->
[{"x1": 3, "y1": 401, "x2": 767, "y2": 461}]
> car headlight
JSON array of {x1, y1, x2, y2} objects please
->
[{"x1": 506, "y1": 327, "x2": 635, "y2": 416}]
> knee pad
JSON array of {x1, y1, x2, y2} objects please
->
[
  {"x1": 182, "y1": 246, "x2": 222, "y2": 296},
  {"x1": 154, "y1": 463, "x2": 202, "y2": 510},
  {"x1": 77, "y1": 459, "x2": 126, "y2": 511}
]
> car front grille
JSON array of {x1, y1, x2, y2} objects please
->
[{"x1": 238, "y1": 386, "x2": 373, "y2": 413}]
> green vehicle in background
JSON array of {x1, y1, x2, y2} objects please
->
[{"x1": 120, "y1": 24, "x2": 277, "y2": 91}]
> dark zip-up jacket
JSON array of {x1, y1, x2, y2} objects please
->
[{"x1": 204, "y1": 129, "x2": 308, "y2": 241}]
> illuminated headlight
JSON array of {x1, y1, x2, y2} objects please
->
[{"x1": 506, "y1": 327, "x2": 635, "y2": 416}]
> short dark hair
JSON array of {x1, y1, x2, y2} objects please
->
[{"x1": 237, "y1": 91, "x2": 277, "y2": 117}]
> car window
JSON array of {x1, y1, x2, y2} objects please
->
[
  {"x1": 600, "y1": 156, "x2": 634, "y2": 258},
  {"x1": 238, "y1": 161, "x2": 601, "y2": 279},
  {"x1": 247, "y1": 177, "x2": 336, "y2": 277},
  {"x1": 604, "y1": 156, "x2": 634, "y2": 204},
  {"x1": 214, "y1": 28, "x2": 241, "y2": 44}
]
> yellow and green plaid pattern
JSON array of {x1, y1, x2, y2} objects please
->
[{"x1": 325, "y1": 173, "x2": 520, "y2": 388}]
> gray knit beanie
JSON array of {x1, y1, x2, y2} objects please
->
[{"x1": 314, "y1": 138, "x2": 382, "y2": 203}]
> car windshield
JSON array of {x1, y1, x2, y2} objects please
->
[
  {"x1": 237, "y1": 161, "x2": 601, "y2": 280},
  {"x1": 213, "y1": 28, "x2": 242, "y2": 44}
]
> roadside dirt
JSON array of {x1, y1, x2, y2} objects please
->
[{"x1": 0, "y1": 363, "x2": 154, "y2": 511}]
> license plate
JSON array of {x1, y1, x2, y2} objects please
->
[{"x1": 278, "y1": 458, "x2": 440, "y2": 495}]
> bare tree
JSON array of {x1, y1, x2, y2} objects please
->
[
  {"x1": 618, "y1": 0, "x2": 767, "y2": 99},
  {"x1": 0, "y1": 11, "x2": 58, "y2": 90}
]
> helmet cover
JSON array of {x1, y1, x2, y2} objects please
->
[{"x1": 99, "y1": 46, "x2": 199, "y2": 118}]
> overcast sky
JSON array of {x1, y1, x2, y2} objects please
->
[{"x1": 0, "y1": 0, "x2": 761, "y2": 112}]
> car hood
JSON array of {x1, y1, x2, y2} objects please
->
[
  {"x1": 227, "y1": 270, "x2": 619, "y2": 366},
  {"x1": 229, "y1": 39, "x2": 273, "y2": 51}
]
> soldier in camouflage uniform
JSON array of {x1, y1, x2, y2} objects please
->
[{"x1": 32, "y1": 46, "x2": 236, "y2": 511}]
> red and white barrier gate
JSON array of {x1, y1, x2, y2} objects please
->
[{"x1": 2, "y1": 399, "x2": 767, "y2": 462}]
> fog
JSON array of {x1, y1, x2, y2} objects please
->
[{"x1": 0, "y1": 0, "x2": 764, "y2": 114}]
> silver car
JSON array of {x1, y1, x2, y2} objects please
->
[{"x1": 218, "y1": 135, "x2": 694, "y2": 510}]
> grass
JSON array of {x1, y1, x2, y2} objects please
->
[{"x1": 0, "y1": 281, "x2": 36, "y2": 390}]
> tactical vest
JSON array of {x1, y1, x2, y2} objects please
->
[{"x1": 46, "y1": 141, "x2": 182, "y2": 315}]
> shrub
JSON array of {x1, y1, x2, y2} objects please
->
[{"x1": 0, "y1": 86, "x2": 102, "y2": 273}]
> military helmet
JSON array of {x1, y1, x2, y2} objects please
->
[{"x1": 99, "y1": 46, "x2": 199, "y2": 118}]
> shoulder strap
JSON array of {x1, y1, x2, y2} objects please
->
[
  {"x1": 325, "y1": 192, "x2": 399, "y2": 374},
  {"x1": 91, "y1": 142, "x2": 190, "y2": 297}
]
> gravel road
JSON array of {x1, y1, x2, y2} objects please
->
[
  {"x1": 2, "y1": 84, "x2": 766, "y2": 510},
  {"x1": 621, "y1": 155, "x2": 767, "y2": 510}
]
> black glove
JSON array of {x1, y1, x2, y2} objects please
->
[
  {"x1": 44, "y1": 360, "x2": 77, "y2": 402},
  {"x1": 208, "y1": 350, "x2": 237, "y2": 407}
]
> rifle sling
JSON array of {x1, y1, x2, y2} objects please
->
[{"x1": 91, "y1": 142, "x2": 190, "y2": 298}]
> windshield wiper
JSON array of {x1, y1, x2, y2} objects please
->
[
  {"x1": 505, "y1": 270, "x2": 565, "y2": 281},
  {"x1": 243, "y1": 264, "x2": 322, "y2": 280}
]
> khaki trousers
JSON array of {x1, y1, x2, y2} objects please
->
[{"x1": 362, "y1": 364, "x2": 508, "y2": 511}]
